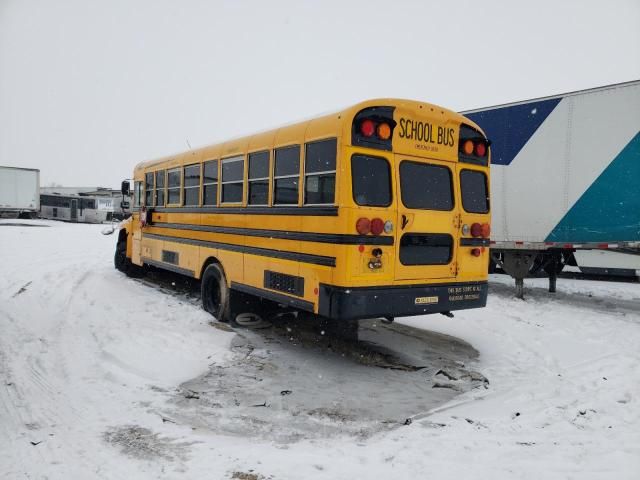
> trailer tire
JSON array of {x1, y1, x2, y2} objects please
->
[
  {"x1": 543, "y1": 252, "x2": 565, "y2": 276},
  {"x1": 201, "y1": 263, "x2": 231, "y2": 323}
]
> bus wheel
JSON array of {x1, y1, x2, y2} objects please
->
[
  {"x1": 114, "y1": 239, "x2": 144, "y2": 277},
  {"x1": 201, "y1": 263, "x2": 231, "y2": 323}
]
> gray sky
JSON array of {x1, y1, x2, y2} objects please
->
[{"x1": 1, "y1": 0, "x2": 639, "y2": 187}]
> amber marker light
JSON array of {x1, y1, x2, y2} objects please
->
[
  {"x1": 463, "y1": 139, "x2": 474, "y2": 155},
  {"x1": 377, "y1": 122, "x2": 391, "y2": 140}
]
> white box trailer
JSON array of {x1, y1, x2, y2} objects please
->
[
  {"x1": 0, "y1": 166, "x2": 40, "y2": 218},
  {"x1": 573, "y1": 250, "x2": 640, "y2": 279},
  {"x1": 462, "y1": 80, "x2": 640, "y2": 296}
]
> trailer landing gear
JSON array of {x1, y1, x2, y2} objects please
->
[
  {"x1": 495, "y1": 251, "x2": 536, "y2": 300},
  {"x1": 493, "y1": 250, "x2": 572, "y2": 298}
]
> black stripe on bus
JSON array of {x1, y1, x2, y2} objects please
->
[
  {"x1": 149, "y1": 222, "x2": 394, "y2": 246},
  {"x1": 153, "y1": 206, "x2": 339, "y2": 216},
  {"x1": 142, "y1": 233, "x2": 336, "y2": 267},
  {"x1": 142, "y1": 257, "x2": 195, "y2": 277},
  {"x1": 460, "y1": 238, "x2": 491, "y2": 247},
  {"x1": 231, "y1": 282, "x2": 315, "y2": 312}
]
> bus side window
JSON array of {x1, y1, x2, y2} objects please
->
[
  {"x1": 221, "y1": 156, "x2": 244, "y2": 204},
  {"x1": 134, "y1": 181, "x2": 143, "y2": 208},
  {"x1": 248, "y1": 151, "x2": 269, "y2": 206},
  {"x1": 144, "y1": 172, "x2": 154, "y2": 206},
  {"x1": 167, "y1": 168, "x2": 181, "y2": 205},
  {"x1": 273, "y1": 145, "x2": 300, "y2": 205},
  {"x1": 304, "y1": 138, "x2": 336, "y2": 205},
  {"x1": 155, "y1": 170, "x2": 166, "y2": 206},
  {"x1": 183, "y1": 164, "x2": 201, "y2": 206},
  {"x1": 203, "y1": 160, "x2": 218, "y2": 205}
]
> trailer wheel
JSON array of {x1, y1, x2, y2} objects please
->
[
  {"x1": 201, "y1": 263, "x2": 231, "y2": 323},
  {"x1": 543, "y1": 252, "x2": 565, "y2": 276}
]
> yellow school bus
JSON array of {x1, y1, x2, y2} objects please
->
[{"x1": 115, "y1": 99, "x2": 491, "y2": 323}]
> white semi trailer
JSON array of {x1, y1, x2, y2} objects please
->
[
  {"x1": 0, "y1": 166, "x2": 40, "y2": 219},
  {"x1": 462, "y1": 80, "x2": 640, "y2": 297}
]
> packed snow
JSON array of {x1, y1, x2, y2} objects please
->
[{"x1": 1, "y1": 220, "x2": 639, "y2": 479}]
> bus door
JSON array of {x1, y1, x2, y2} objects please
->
[
  {"x1": 394, "y1": 154, "x2": 459, "y2": 281},
  {"x1": 70, "y1": 199, "x2": 78, "y2": 222}
]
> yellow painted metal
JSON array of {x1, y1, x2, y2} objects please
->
[{"x1": 124, "y1": 99, "x2": 490, "y2": 313}]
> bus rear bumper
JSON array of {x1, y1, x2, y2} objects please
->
[{"x1": 318, "y1": 281, "x2": 488, "y2": 321}]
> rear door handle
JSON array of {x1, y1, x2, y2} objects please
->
[{"x1": 401, "y1": 214, "x2": 409, "y2": 230}]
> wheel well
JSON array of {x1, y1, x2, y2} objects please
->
[{"x1": 200, "y1": 256, "x2": 223, "y2": 280}]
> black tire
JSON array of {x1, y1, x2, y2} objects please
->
[
  {"x1": 114, "y1": 240, "x2": 127, "y2": 272},
  {"x1": 543, "y1": 253, "x2": 565, "y2": 276},
  {"x1": 114, "y1": 239, "x2": 144, "y2": 277},
  {"x1": 201, "y1": 263, "x2": 231, "y2": 323}
]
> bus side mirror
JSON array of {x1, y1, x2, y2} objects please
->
[{"x1": 121, "y1": 180, "x2": 130, "y2": 196}]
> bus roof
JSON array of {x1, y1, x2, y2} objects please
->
[{"x1": 134, "y1": 98, "x2": 481, "y2": 174}]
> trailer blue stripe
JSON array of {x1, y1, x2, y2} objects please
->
[
  {"x1": 465, "y1": 98, "x2": 561, "y2": 165},
  {"x1": 545, "y1": 132, "x2": 640, "y2": 243}
]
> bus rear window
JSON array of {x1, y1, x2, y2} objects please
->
[
  {"x1": 460, "y1": 170, "x2": 489, "y2": 213},
  {"x1": 399, "y1": 233, "x2": 452, "y2": 265},
  {"x1": 351, "y1": 154, "x2": 391, "y2": 207},
  {"x1": 400, "y1": 161, "x2": 453, "y2": 211}
]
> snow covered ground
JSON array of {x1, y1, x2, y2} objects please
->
[{"x1": 1, "y1": 220, "x2": 639, "y2": 479}]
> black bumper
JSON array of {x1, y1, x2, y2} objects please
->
[{"x1": 318, "y1": 281, "x2": 488, "y2": 321}]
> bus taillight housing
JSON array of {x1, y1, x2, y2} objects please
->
[
  {"x1": 459, "y1": 123, "x2": 489, "y2": 165},
  {"x1": 352, "y1": 106, "x2": 396, "y2": 151},
  {"x1": 356, "y1": 217, "x2": 385, "y2": 236}
]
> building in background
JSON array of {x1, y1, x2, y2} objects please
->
[{"x1": 40, "y1": 186, "x2": 131, "y2": 220}]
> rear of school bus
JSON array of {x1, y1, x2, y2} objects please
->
[{"x1": 318, "y1": 99, "x2": 491, "y2": 320}]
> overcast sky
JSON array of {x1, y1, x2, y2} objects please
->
[{"x1": 1, "y1": 0, "x2": 639, "y2": 187}]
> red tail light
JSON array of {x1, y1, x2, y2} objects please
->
[
  {"x1": 360, "y1": 120, "x2": 375, "y2": 137},
  {"x1": 370, "y1": 218, "x2": 384, "y2": 235},
  {"x1": 471, "y1": 248, "x2": 481, "y2": 257},
  {"x1": 481, "y1": 223, "x2": 491, "y2": 238},
  {"x1": 356, "y1": 217, "x2": 371, "y2": 235},
  {"x1": 470, "y1": 222, "x2": 482, "y2": 237},
  {"x1": 474, "y1": 142, "x2": 487, "y2": 157}
]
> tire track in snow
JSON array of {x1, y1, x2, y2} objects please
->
[{"x1": 0, "y1": 257, "x2": 135, "y2": 478}]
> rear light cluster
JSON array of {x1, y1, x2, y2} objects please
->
[
  {"x1": 356, "y1": 217, "x2": 390, "y2": 235},
  {"x1": 470, "y1": 222, "x2": 490, "y2": 238},
  {"x1": 461, "y1": 139, "x2": 488, "y2": 158},
  {"x1": 459, "y1": 124, "x2": 489, "y2": 163},
  {"x1": 359, "y1": 119, "x2": 392, "y2": 140},
  {"x1": 466, "y1": 223, "x2": 490, "y2": 257}
]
